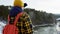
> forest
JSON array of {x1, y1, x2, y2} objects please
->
[{"x1": 0, "y1": 5, "x2": 57, "y2": 25}]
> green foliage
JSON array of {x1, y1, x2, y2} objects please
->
[
  {"x1": 0, "y1": 6, "x2": 56, "y2": 25},
  {"x1": 0, "y1": 5, "x2": 9, "y2": 20},
  {"x1": 24, "y1": 8, "x2": 56, "y2": 25}
]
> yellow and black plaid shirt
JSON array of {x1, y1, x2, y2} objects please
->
[{"x1": 9, "y1": 12, "x2": 33, "y2": 34}]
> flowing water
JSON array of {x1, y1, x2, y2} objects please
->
[
  {"x1": 33, "y1": 26, "x2": 57, "y2": 34},
  {"x1": 33, "y1": 21, "x2": 60, "y2": 34},
  {"x1": 0, "y1": 21, "x2": 60, "y2": 34}
]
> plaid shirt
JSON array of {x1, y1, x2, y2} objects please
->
[{"x1": 9, "y1": 12, "x2": 33, "y2": 34}]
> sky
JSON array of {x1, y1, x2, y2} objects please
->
[{"x1": 0, "y1": 0, "x2": 60, "y2": 14}]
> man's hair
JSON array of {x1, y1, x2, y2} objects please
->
[{"x1": 24, "y1": 3, "x2": 27, "y2": 7}]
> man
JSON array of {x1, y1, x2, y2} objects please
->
[{"x1": 9, "y1": 0, "x2": 33, "y2": 34}]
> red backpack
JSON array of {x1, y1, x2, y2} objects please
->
[{"x1": 3, "y1": 12, "x2": 23, "y2": 34}]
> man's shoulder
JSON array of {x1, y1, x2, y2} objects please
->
[
  {"x1": 22, "y1": 12, "x2": 27, "y2": 14},
  {"x1": 22, "y1": 12, "x2": 29, "y2": 16}
]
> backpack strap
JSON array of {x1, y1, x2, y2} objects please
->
[
  {"x1": 8, "y1": 12, "x2": 23, "y2": 25},
  {"x1": 8, "y1": 15, "x2": 10, "y2": 24},
  {"x1": 14, "y1": 12, "x2": 23, "y2": 25}
]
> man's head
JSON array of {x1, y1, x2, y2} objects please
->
[
  {"x1": 14, "y1": 0, "x2": 24, "y2": 8},
  {"x1": 14, "y1": 0, "x2": 28, "y2": 10}
]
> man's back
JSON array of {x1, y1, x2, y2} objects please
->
[{"x1": 9, "y1": 12, "x2": 33, "y2": 34}]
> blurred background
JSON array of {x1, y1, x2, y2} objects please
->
[{"x1": 0, "y1": 0, "x2": 60, "y2": 34}]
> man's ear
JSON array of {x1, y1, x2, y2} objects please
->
[{"x1": 24, "y1": 3, "x2": 27, "y2": 7}]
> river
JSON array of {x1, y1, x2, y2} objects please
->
[
  {"x1": 33, "y1": 21, "x2": 60, "y2": 34},
  {"x1": 0, "y1": 21, "x2": 60, "y2": 34},
  {"x1": 33, "y1": 26, "x2": 57, "y2": 34}
]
